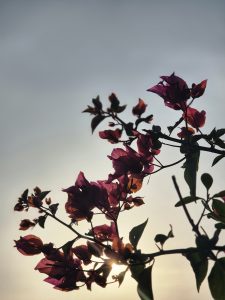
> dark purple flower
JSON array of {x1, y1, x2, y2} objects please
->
[
  {"x1": 147, "y1": 73, "x2": 190, "y2": 110},
  {"x1": 63, "y1": 172, "x2": 109, "y2": 222},
  {"x1": 15, "y1": 235, "x2": 43, "y2": 256},
  {"x1": 183, "y1": 107, "x2": 206, "y2": 129},
  {"x1": 99, "y1": 129, "x2": 122, "y2": 143}
]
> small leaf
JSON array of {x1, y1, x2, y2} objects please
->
[
  {"x1": 38, "y1": 215, "x2": 47, "y2": 228},
  {"x1": 92, "y1": 95, "x2": 102, "y2": 110},
  {"x1": 215, "y1": 223, "x2": 225, "y2": 230},
  {"x1": 215, "y1": 138, "x2": 225, "y2": 149},
  {"x1": 201, "y1": 173, "x2": 213, "y2": 190},
  {"x1": 185, "y1": 252, "x2": 208, "y2": 292},
  {"x1": 216, "y1": 128, "x2": 225, "y2": 137},
  {"x1": 62, "y1": 239, "x2": 76, "y2": 257},
  {"x1": 154, "y1": 234, "x2": 168, "y2": 246},
  {"x1": 130, "y1": 264, "x2": 145, "y2": 282},
  {"x1": 87, "y1": 241, "x2": 103, "y2": 257},
  {"x1": 184, "y1": 150, "x2": 200, "y2": 197},
  {"x1": 115, "y1": 105, "x2": 127, "y2": 113},
  {"x1": 129, "y1": 219, "x2": 148, "y2": 250},
  {"x1": 208, "y1": 257, "x2": 225, "y2": 300},
  {"x1": 49, "y1": 203, "x2": 59, "y2": 215},
  {"x1": 20, "y1": 189, "x2": 29, "y2": 202},
  {"x1": 175, "y1": 196, "x2": 200, "y2": 207},
  {"x1": 213, "y1": 190, "x2": 225, "y2": 198},
  {"x1": 39, "y1": 191, "x2": 51, "y2": 200},
  {"x1": 91, "y1": 115, "x2": 106, "y2": 133},
  {"x1": 212, "y1": 199, "x2": 225, "y2": 217},
  {"x1": 117, "y1": 270, "x2": 127, "y2": 286},
  {"x1": 212, "y1": 154, "x2": 224, "y2": 167},
  {"x1": 137, "y1": 265, "x2": 154, "y2": 300}
]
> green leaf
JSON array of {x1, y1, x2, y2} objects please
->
[
  {"x1": 137, "y1": 265, "x2": 154, "y2": 300},
  {"x1": 117, "y1": 270, "x2": 127, "y2": 286},
  {"x1": 184, "y1": 150, "x2": 200, "y2": 197},
  {"x1": 212, "y1": 199, "x2": 225, "y2": 217},
  {"x1": 62, "y1": 239, "x2": 76, "y2": 257},
  {"x1": 201, "y1": 173, "x2": 213, "y2": 190},
  {"x1": 175, "y1": 196, "x2": 200, "y2": 207},
  {"x1": 49, "y1": 203, "x2": 59, "y2": 215},
  {"x1": 91, "y1": 115, "x2": 106, "y2": 133},
  {"x1": 87, "y1": 241, "x2": 103, "y2": 257},
  {"x1": 92, "y1": 95, "x2": 102, "y2": 110},
  {"x1": 129, "y1": 219, "x2": 148, "y2": 250},
  {"x1": 216, "y1": 128, "x2": 225, "y2": 137},
  {"x1": 20, "y1": 189, "x2": 29, "y2": 203},
  {"x1": 213, "y1": 190, "x2": 225, "y2": 198},
  {"x1": 215, "y1": 138, "x2": 225, "y2": 149},
  {"x1": 130, "y1": 264, "x2": 145, "y2": 282},
  {"x1": 185, "y1": 252, "x2": 208, "y2": 292},
  {"x1": 215, "y1": 223, "x2": 225, "y2": 230},
  {"x1": 38, "y1": 215, "x2": 47, "y2": 228},
  {"x1": 212, "y1": 154, "x2": 225, "y2": 167},
  {"x1": 39, "y1": 191, "x2": 51, "y2": 200},
  {"x1": 115, "y1": 105, "x2": 127, "y2": 113},
  {"x1": 154, "y1": 234, "x2": 168, "y2": 246},
  {"x1": 208, "y1": 257, "x2": 225, "y2": 300}
]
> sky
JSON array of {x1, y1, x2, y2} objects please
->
[{"x1": 1, "y1": 0, "x2": 225, "y2": 299}]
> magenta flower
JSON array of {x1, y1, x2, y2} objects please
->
[
  {"x1": 99, "y1": 129, "x2": 122, "y2": 143},
  {"x1": 63, "y1": 172, "x2": 109, "y2": 222},
  {"x1": 183, "y1": 107, "x2": 206, "y2": 129},
  {"x1": 132, "y1": 98, "x2": 147, "y2": 116},
  {"x1": 35, "y1": 251, "x2": 86, "y2": 291},
  {"x1": 90, "y1": 222, "x2": 117, "y2": 242},
  {"x1": 191, "y1": 80, "x2": 207, "y2": 99},
  {"x1": 107, "y1": 146, "x2": 144, "y2": 181},
  {"x1": 19, "y1": 219, "x2": 36, "y2": 230},
  {"x1": 147, "y1": 73, "x2": 190, "y2": 110},
  {"x1": 15, "y1": 235, "x2": 43, "y2": 256},
  {"x1": 72, "y1": 245, "x2": 92, "y2": 265}
]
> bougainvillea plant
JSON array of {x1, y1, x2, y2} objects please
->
[{"x1": 14, "y1": 73, "x2": 225, "y2": 299}]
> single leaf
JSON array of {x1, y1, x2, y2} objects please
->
[
  {"x1": 38, "y1": 215, "x2": 47, "y2": 228},
  {"x1": 62, "y1": 239, "x2": 76, "y2": 257},
  {"x1": 215, "y1": 223, "x2": 225, "y2": 230},
  {"x1": 39, "y1": 191, "x2": 51, "y2": 200},
  {"x1": 92, "y1": 95, "x2": 102, "y2": 110},
  {"x1": 129, "y1": 219, "x2": 148, "y2": 250},
  {"x1": 91, "y1": 115, "x2": 106, "y2": 133},
  {"x1": 212, "y1": 154, "x2": 224, "y2": 167},
  {"x1": 154, "y1": 234, "x2": 168, "y2": 246},
  {"x1": 130, "y1": 264, "x2": 145, "y2": 282},
  {"x1": 213, "y1": 190, "x2": 225, "y2": 198},
  {"x1": 49, "y1": 203, "x2": 59, "y2": 215},
  {"x1": 208, "y1": 258, "x2": 225, "y2": 300},
  {"x1": 216, "y1": 128, "x2": 225, "y2": 137},
  {"x1": 201, "y1": 173, "x2": 213, "y2": 190},
  {"x1": 20, "y1": 189, "x2": 29, "y2": 202},
  {"x1": 115, "y1": 105, "x2": 127, "y2": 113},
  {"x1": 215, "y1": 138, "x2": 225, "y2": 149},
  {"x1": 117, "y1": 270, "x2": 127, "y2": 287},
  {"x1": 184, "y1": 150, "x2": 200, "y2": 197},
  {"x1": 207, "y1": 212, "x2": 225, "y2": 224},
  {"x1": 175, "y1": 196, "x2": 200, "y2": 207},
  {"x1": 185, "y1": 252, "x2": 208, "y2": 292},
  {"x1": 137, "y1": 265, "x2": 154, "y2": 300},
  {"x1": 87, "y1": 241, "x2": 103, "y2": 257},
  {"x1": 212, "y1": 199, "x2": 225, "y2": 217}
]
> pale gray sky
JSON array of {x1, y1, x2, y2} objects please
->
[{"x1": 1, "y1": 1, "x2": 225, "y2": 299}]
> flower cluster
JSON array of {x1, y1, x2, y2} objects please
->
[{"x1": 13, "y1": 73, "x2": 225, "y2": 299}]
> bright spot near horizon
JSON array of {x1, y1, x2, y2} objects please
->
[{"x1": 111, "y1": 263, "x2": 127, "y2": 275}]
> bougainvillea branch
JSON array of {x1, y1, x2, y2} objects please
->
[{"x1": 14, "y1": 73, "x2": 225, "y2": 299}]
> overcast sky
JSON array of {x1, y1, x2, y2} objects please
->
[{"x1": 1, "y1": 1, "x2": 225, "y2": 299}]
